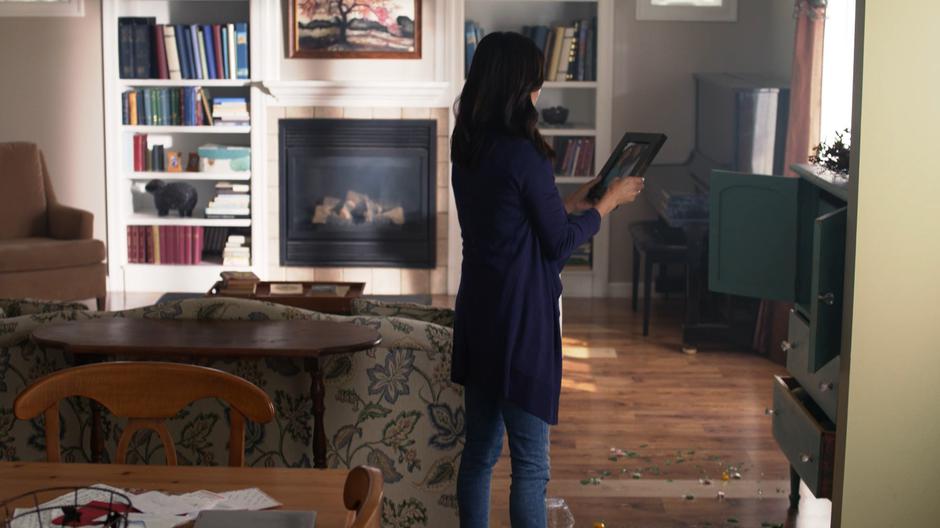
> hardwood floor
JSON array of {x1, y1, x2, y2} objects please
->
[
  {"x1": 100, "y1": 292, "x2": 832, "y2": 527},
  {"x1": 486, "y1": 298, "x2": 832, "y2": 528}
]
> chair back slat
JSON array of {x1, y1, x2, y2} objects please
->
[
  {"x1": 15, "y1": 362, "x2": 274, "y2": 466},
  {"x1": 116, "y1": 418, "x2": 179, "y2": 465}
]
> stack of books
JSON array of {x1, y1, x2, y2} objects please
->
[
  {"x1": 126, "y1": 226, "x2": 204, "y2": 265},
  {"x1": 206, "y1": 182, "x2": 250, "y2": 219},
  {"x1": 553, "y1": 137, "x2": 595, "y2": 177},
  {"x1": 132, "y1": 134, "x2": 187, "y2": 172},
  {"x1": 217, "y1": 271, "x2": 259, "y2": 295},
  {"x1": 118, "y1": 18, "x2": 249, "y2": 80},
  {"x1": 223, "y1": 235, "x2": 250, "y2": 267},
  {"x1": 122, "y1": 87, "x2": 210, "y2": 126},
  {"x1": 212, "y1": 98, "x2": 250, "y2": 126}
]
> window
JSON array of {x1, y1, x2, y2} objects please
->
[
  {"x1": 0, "y1": 0, "x2": 84, "y2": 17},
  {"x1": 820, "y1": 0, "x2": 856, "y2": 144},
  {"x1": 636, "y1": 0, "x2": 737, "y2": 22}
]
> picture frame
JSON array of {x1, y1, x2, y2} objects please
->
[
  {"x1": 587, "y1": 132, "x2": 667, "y2": 203},
  {"x1": 288, "y1": 0, "x2": 421, "y2": 59}
]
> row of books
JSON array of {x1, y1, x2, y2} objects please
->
[
  {"x1": 553, "y1": 137, "x2": 595, "y2": 177},
  {"x1": 119, "y1": 18, "x2": 249, "y2": 80},
  {"x1": 464, "y1": 19, "x2": 597, "y2": 82},
  {"x1": 524, "y1": 20, "x2": 598, "y2": 82},
  {"x1": 126, "y1": 226, "x2": 241, "y2": 264},
  {"x1": 126, "y1": 225, "x2": 205, "y2": 265},
  {"x1": 122, "y1": 87, "x2": 213, "y2": 126},
  {"x1": 206, "y1": 182, "x2": 251, "y2": 219}
]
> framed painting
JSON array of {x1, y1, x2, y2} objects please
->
[{"x1": 289, "y1": 0, "x2": 421, "y2": 59}]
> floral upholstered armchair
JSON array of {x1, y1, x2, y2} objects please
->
[{"x1": 0, "y1": 297, "x2": 463, "y2": 527}]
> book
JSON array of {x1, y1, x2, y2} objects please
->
[
  {"x1": 234, "y1": 23, "x2": 249, "y2": 79},
  {"x1": 190, "y1": 25, "x2": 203, "y2": 79},
  {"x1": 197, "y1": 27, "x2": 210, "y2": 80},
  {"x1": 132, "y1": 18, "x2": 155, "y2": 78},
  {"x1": 212, "y1": 25, "x2": 224, "y2": 79},
  {"x1": 547, "y1": 26, "x2": 565, "y2": 81},
  {"x1": 164, "y1": 26, "x2": 181, "y2": 80},
  {"x1": 193, "y1": 226, "x2": 204, "y2": 264},
  {"x1": 220, "y1": 26, "x2": 229, "y2": 80},
  {"x1": 154, "y1": 25, "x2": 169, "y2": 79},
  {"x1": 118, "y1": 19, "x2": 135, "y2": 78},
  {"x1": 227, "y1": 23, "x2": 237, "y2": 79},
  {"x1": 556, "y1": 27, "x2": 576, "y2": 81},
  {"x1": 174, "y1": 24, "x2": 190, "y2": 79},
  {"x1": 150, "y1": 225, "x2": 160, "y2": 264},
  {"x1": 202, "y1": 25, "x2": 217, "y2": 80}
]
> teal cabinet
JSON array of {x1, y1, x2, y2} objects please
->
[
  {"x1": 708, "y1": 171, "x2": 799, "y2": 302},
  {"x1": 708, "y1": 165, "x2": 850, "y2": 508},
  {"x1": 708, "y1": 169, "x2": 846, "y2": 373}
]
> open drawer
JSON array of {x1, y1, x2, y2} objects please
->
[{"x1": 771, "y1": 375, "x2": 836, "y2": 499}]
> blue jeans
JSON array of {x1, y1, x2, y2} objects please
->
[{"x1": 457, "y1": 384, "x2": 550, "y2": 527}]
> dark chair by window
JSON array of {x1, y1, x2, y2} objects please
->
[{"x1": 630, "y1": 220, "x2": 688, "y2": 336}]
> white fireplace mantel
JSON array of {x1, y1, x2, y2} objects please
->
[{"x1": 260, "y1": 80, "x2": 453, "y2": 109}]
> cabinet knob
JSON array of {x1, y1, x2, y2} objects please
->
[
  {"x1": 780, "y1": 340, "x2": 793, "y2": 352},
  {"x1": 819, "y1": 381, "x2": 834, "y2": 392},
  {"x1": 818, "y1": 292, "x2": 836, "y2": 305},
  {"x1": 800, "y1": 453, "x2": 813, "y2": 464}
]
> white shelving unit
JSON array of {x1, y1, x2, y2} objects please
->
[
  {"x1": 458, "y1": 0, "x2": 614, "y2": 296},
  {"x1": 102, "y1": 0, "x2": 261, "y2": 293}
]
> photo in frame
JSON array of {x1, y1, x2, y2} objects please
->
[{"x1": 289, "y1": 0, "x2": 421, "y2": 59}]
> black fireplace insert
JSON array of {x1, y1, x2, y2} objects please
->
[{"x1": 279, "y1": 118, "x2": 436, "y2": 268}]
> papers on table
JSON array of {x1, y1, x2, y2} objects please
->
[{"x1": 9, "y1": 484, "x2": 282, "y2": 528}]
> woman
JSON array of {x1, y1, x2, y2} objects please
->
[{"x1": 451, "y1": 32, "x2": 644, "y2": 527}]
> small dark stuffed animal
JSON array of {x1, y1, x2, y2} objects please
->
[{"x1": 145, "y1": 179, "x2": 198, "y2": 217}]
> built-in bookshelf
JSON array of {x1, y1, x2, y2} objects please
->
[
  {"x1": 103, "y1": 0, "x2": 261, "y2": 292},
  {"x1": 459, "y1": 0, "x2": 613, "y2": 296}
]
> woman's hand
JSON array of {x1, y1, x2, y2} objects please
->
[
  {"x1": 563, "y1": 174, "x2": 604, "y2": 214},
  {"x1": 594, "y1": 176, "x2": 645, "y2": 217}
]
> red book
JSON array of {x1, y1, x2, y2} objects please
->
[
  {"x1": 183, "y1": 226, "x2": 192, "y2": 264},
  {"x1": 154, "y1": 25, "x2": 169, "y2": 79},
  {"x1": 134, "y1": 226, "x2": 143, "y2": 263},
  {"x1": 159, "y1": 226, "x2": 168, "y2": 264},
  {"x1": 193, "y1": 227, "x2": 203, "y2": 264},
  {"x1": 212, "y1": 25, "x2": 224, "y2": 79},
  {"x1": 177, "y1": 226, "x2": 186, "y2": 265},
  {"x1": 126, "y1": 227, "x2": 135, "y2": 263},
  {"x1": 133, "y1": 135, "x2": 144, "y2": 171},
  {"x1": 148, "y1": 226, "x2": 157, "y2": 264}
]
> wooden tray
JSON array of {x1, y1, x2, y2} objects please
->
[{"x1": 207, "y1": 281, "x2": 365, "y2": 315}]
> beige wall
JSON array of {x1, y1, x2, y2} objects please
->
[
  {"x1": 607, "y1": 0, "x2": 795, "y2": 284},
  {"x1": 833, "y1": 0, "x2": 940, "y2": 525},
  {"x1": 0, "y1": 0, "x2": 106, "y2": 243}
]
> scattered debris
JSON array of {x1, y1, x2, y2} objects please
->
[
  {"x1": 683, "y1": 494, "x2": 695, "y2": 501},
  {"x1": 632, "y1": 472, "x2": 642, "y2": 480},
  {"x1": 699, "y1": 478, "x2": 712, "y2": 486},
  {"x1": 717, "y1": 490, "x2": 726, "y2": 501}
]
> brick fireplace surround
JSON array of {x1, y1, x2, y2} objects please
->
[{"x1": 264, "y1": 105, "x2": 451, "y2": 295}]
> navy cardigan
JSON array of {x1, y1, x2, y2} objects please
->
[{"x1": 450, "y1": 135, "x2": 601, "y2": 424}]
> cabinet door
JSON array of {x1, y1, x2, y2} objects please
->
[
  {"x1": 709, "y1": 170, "x2": 799, "y2": 301},
  {"x1": 809, "y1": 207, "x2": 847, "y2": 371}
]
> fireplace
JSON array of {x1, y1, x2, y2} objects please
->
[{"x1": 279, "y1": 118, "x2": 437, "y2": 268}]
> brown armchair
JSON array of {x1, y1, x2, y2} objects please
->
[{"x1": 0, "y1": 143, "x2": 106, "y2": 309}]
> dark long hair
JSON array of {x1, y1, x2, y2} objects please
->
[{"x1": 451, "y1": 32, "x2": 553, "y2": 168}]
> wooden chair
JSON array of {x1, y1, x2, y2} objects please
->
[
  {"x1": 343, "y1": 465, "x2": 383, "y2": 528},
  {"x1": 14, "y1": 362, "x2": 275, "y2": 466}
]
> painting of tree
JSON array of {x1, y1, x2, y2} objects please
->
[{"x1": 290, "y1": 0, "x2": 421, "y2": 59}]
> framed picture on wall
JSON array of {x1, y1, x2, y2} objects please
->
[{"x1": 289, "y1": 0, "x2": 421, "y2": 59}]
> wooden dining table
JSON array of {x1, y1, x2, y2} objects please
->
[
  {"x1": 31, "y1": 319, "x2": 381, "y2": 468},
  {"x1": 0, "y1": 461, "x2": 351, "y2": 526}
]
